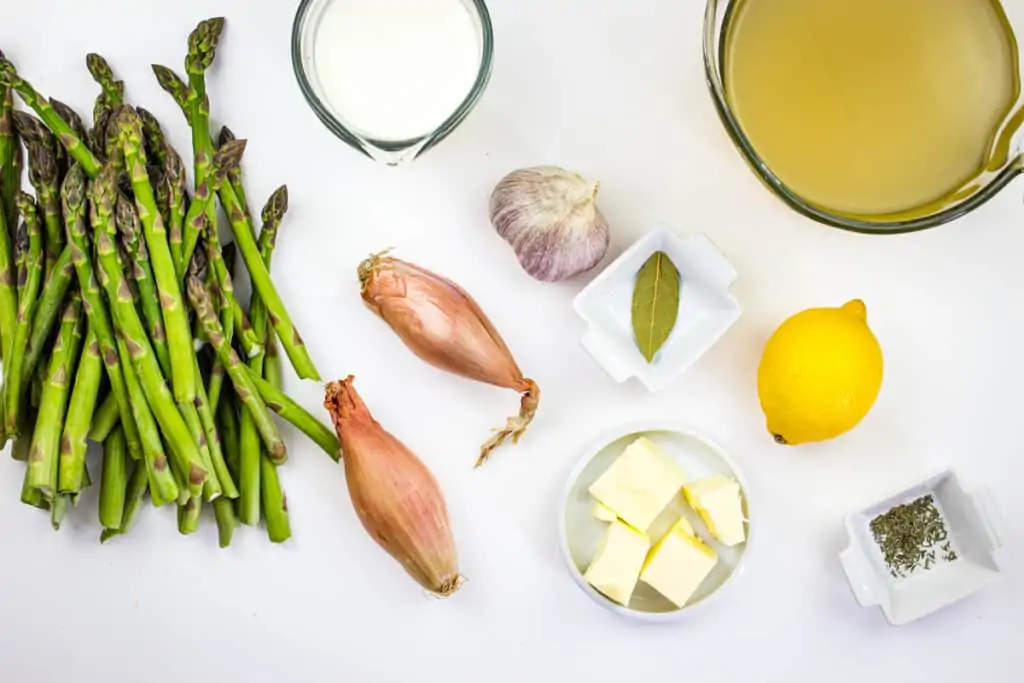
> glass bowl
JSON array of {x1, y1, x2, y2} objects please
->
[
  {"x1": 291, "y1": 0, "x2": 494, "y2": 165},
  {"x1": 703, "y1": 0, "x2": 1024, "y2": 234}
]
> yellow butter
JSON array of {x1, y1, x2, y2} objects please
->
[
  {"x1": 592, "y1": 501, "x2": 618, "y2": 523},
  {"x1": 683, "y1": 474, "x2": 746, "y2": 546},
  {"x1": 583, "y1": 520, "x2": 651, "y2": 606},
  {"x1": 640, "y1": 519, "x2": 719, "y2": 608},
  {"x1": 588, "y1": 437, "x2": 687, "y2": 532}
]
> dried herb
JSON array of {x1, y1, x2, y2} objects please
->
[
  {"x1": 870, "y1": 495, "x2": 956, "y2": 578},
  {"x1": 631, "y1": 251, "x2": 680, "y2": 363}
]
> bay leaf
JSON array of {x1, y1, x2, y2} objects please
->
[{"x1": 631, "y1": 251, "x2": 680, "y2": 363}]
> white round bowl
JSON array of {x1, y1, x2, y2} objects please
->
[{"x1": 558, "y1": 421, "x2": 752, "y2": 623}]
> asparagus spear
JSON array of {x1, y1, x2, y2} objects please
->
[
  {"x1": 22, "y1": 246, "x2": 74, "y2": 382},
  {"x1": 163, "y1": 144, "x2": 187, "y2": 277},
  {"x1": 85, "y1": 54, "x2": 124, "y2": 108},
  {"x1": 179, "y1": 389, "x2": 221, "y2": 501},
  {"x1": 0, "y1": 56, "x2": 102, "y2": 177},
  {"x1": 100, "y1": 457, "x2": 147, "y2": 543},
  {"x1": 237, "y1": 380, "x2": 261, "y2": 525},
  {"x1": 0, "y1": 70, "x2": 21, "y2": 231},
  {"x1": 213, "y1": 495, "x2": 237, "y2": 548},
  {"x1": 115, "y1": 107, "x2": 196, "y2": 403},
  {"x1": 187, "y1": 276, "x2": 287, "y2": 463},
  {"x1": 184, "y1": 18, "x2": 224, "y2": 276},
  {"x1": 204, "y1": 226, "x2": 261, "y2": 357},
  {"x1": 115, "y1": 194, "x2": 171, "y2": 377},
  {"x1": 220, "y1": 184, "x2": 319, "y2": 380},
  {"x1": 151, "y1": 65, "x2": 192, "y2": 126},
  {"x1": 177, "y1": 495, "x2": 201, "y2": 535},
  {"x1": 245, "y1": 368, "x2": 340, "y2": 460},
  {"x1": 261, "y1": 328, "x2": 290, "y2": 543},
  {"x1": 178, "y1": 136, "x2": 242, "y2": 279},
  {"x1": 206, "y1": 242, "x2": 235, "y2": 414},
  {"x1": 137, "y1": 108, "x2": 168, "y2": 170},
  {"x1": 25, "y1": 141, "x2": 64, "y2": 277},
  {"x1": 218, "y1": 126, "x2": 252, "y2": 224},
  {"x1": 25, "y1": 293, "x2": 84, "y2": 497},
  {"x1": 50, "y1": 99, "x2": 88, "y2": 143},
  {"x1": 99, "y1": 425, "x2": 128, "y2": 530},
  {"x1": 0, "y1": 84, "x2": 18, "y2": 363},
  {"x1": 63, "y1": 164, "x2": 145, "y2": 467},
  {"x1": 4, "y1": 194, "x2": 44, "y2": 436},
  {"x1": 116, "y1": 329, "x2": 179, "y2": 506},
  {"x1": 88, "y1": 106, "x2": 111, "y2": 160},
  {"x1": 58, "y1": 327, "x2": 102, "y2": 494},
  {"x1": 218, "y1": 396, "x2": 240, "y2": 478},
  {"x1": 88, "y1": 394, "x2": 118, "y2": 442},
  {"x1": 91, "y1": 163, "x2": 207, "y2": 497}
]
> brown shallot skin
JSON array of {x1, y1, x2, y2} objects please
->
[
  {"x1": 358, "y1": 253, "x2": 540, "y2": 467},
  {"x1": 325, "y1": 377, "x2": 464, "y2": 597}
]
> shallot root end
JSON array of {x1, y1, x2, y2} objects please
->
[{"x1": 475, "y1": 379, "x2": 540, "y2": 468}]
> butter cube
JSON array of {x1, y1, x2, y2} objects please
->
[
  {"x1": 640, "y1": 519, "x2": 719, "y2": 608},
  {"x1": 588, "y1": 437, "x2": 687, "y2": 532},
  {"x1": 583, "y1": 520, "x2": 651, "y2": 605},
  {"x1": 592, "y1": 501, "x2": 618, "y2": 523},
  {"x1": 683, "y1": 474, "x2": 746, "y2": 546}
]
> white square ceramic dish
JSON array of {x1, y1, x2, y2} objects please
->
[
  {"x1": 573, "y1": 225, "x2": 740, "y2": 392},
  {"x1": 559, "y1": 421, "x2": 752, "y2": 623},
  {"x1": 839, "y1": 470, "x2": 1004, "y2": 626}
]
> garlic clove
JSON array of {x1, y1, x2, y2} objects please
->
[{"x1": 489, "y1": 166, "x2": 611, "y2": 283}]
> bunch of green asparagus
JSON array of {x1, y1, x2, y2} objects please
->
[{"x1": 0, "y1": 17, "x2": 340, "y2": 545}]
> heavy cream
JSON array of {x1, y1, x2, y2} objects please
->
[{"x1": 312, "y1": 0, "x2": 482, "y2": 141}]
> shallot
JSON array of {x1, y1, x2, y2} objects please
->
[
  {"x1": 358, "y1": 253, "x2": 540, "y2": 467},
  {"x1": 325, "y1": 377, "x2": 464, "y2": 596}
]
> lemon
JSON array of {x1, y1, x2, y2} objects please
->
[{"x1": 757, "y1": 300, "x2": 883, "y2": 445}]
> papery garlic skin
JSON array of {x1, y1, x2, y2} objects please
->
[
  {"x1": 359, "y1": 253, "x2": 540, "y2": 466},
  {"x1": 325, "y1": 377, "x2": 464, "y2": 597},
  {"x1": 489, "y1": 166, "x2": 611, "y2": 282}
]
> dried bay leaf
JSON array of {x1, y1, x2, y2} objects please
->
[{"x1": 631, "y1": 251, "x2": 680, "y2": 363}]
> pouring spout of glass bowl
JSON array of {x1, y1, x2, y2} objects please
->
[{"x1": 292, "y1": 0, "x2": 494, "y2": 166}]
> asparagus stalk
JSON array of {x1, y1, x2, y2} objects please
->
[
  {"x1": 187, "y1": 276, "x2": 287, "y2": 463},
  {"x1": 58, "y1": 326, "x2": 102, "y2": 494},
  {"x1": 204, "y1": 227, "x2": 261, "y2": 357},
  {"x1": 85, "y1": 54, "x2": 124, "y2": 108},
  {"x1": 25, "y1": 141, "x2": 64, "y2": 277},
  {"x1": 4, "y1": 194, "x2": 44, "y2": 436},
  {"x1": 213, "y1": 496, "x2": 237, "y2": 548},
  {"x1": 100, "y1": 458, "x2": 147, "y2": 543},
  {"x1": 115, "y1": 194, "x2": 171, "y2": 377},
  {"x1": 88, "y1": 394, "x2": 119, "y2": 442},
  {"x1": 91, "y1": 163, "x2": 207, "y2": 497},
  {"x1": 245, "y1": 368, "x2": 340, "y2": 460},
  {"x1": 0, "y1": 84, "x2": 18, "y2": 363},
  {"x1": 178, "y1": 137, "x2": 241, "y2": 279},
  {"x1": 164, "y1": 144, "x2": 187, "y2": 278},
  {"x1": 50, "y1": 99, "x2": 88, "y2": 144},
  {"x1": 0, "y1": 72, "x2": 20, "y2": 231},
  {"x1": 177, "y1": 495, "x2": 202, "y2": 535},
  {"x1": 99, "y1": 425, "x2": 128, "y2": 530},
  {"x1": 179, "y1": 392, "x2": 221, "y2": 501},
  {"x1": 151, "y1": 65, "x2": 193, "y2": 125},
  {"x1": 22, "y1": 246, "x2": 75, "y2": 382},
  {"x1": 238, "y1": 383, "x2": 261, "y2": 525},
  {"x1": 63, "y1": 164, "x2": 145, "y2": 466},
  {"x1": 184, "y1": 19, "x2": 224, "y2": 277},
  {"x1": 116, "y1": 329, "x2": 179, "y2": 506},
  {"x1": 206, "y1": 242, "x2": 235, "y2": 414},
  {"x1": 220, "y1": 184, "x2": 319, "y2": 381},
  {"x1": 0, "y1": 56, "x2": 103, "y2": 177},
  {"x1": 218, "y1": 396, "x2": 240, "y2": 478},
  {"x1": 88, "y1": 106, "x2": 111, "y2": 160},
  {"x1": 218, "y1": 126, "x2": 252, "y2": 224},
  {"x1": 261, "y1": 328, "x2": 290, "y2": 543},
  {"x1": 136, "y1": 108, "x2": 168, "y2": 170},
  {"x1": 193, "y1": 355, "x2": 238, "y2": 499},
  {"x1": 115, "y1": 107, "x2": 196, "y2": 403},
  {"x1": 25, "y1": 293, "x2": 84, "y2": 497}
]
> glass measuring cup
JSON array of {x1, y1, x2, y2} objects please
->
[
  {"x1": 292, "y1": 0, "x2": 494, "y2": 165},
  {"x1": 703, "y1": 0, "x2": 1024, "y2": 234}
]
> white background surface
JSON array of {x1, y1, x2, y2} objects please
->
[{"x1": 1, "y1": 1, "x2": 1021, "y2": 681}]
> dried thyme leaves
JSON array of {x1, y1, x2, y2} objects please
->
[{"x1": 870, "y1": 495, "x2": 958, "y2": 578}]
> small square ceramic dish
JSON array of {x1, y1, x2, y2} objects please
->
[
  {"x1": 559, "y1": 421, "x2": 752, "y2": 623},
  {"x1": 573, "y1": 226, "x2": 740, "y2": 392},
  {"x1": 839, "y1": 470, "x2": 1004, "y2": 626}
]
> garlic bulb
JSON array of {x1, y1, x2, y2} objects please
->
[{"x1": 489, "y1": 166, "x2": 610, "y2": 282}]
